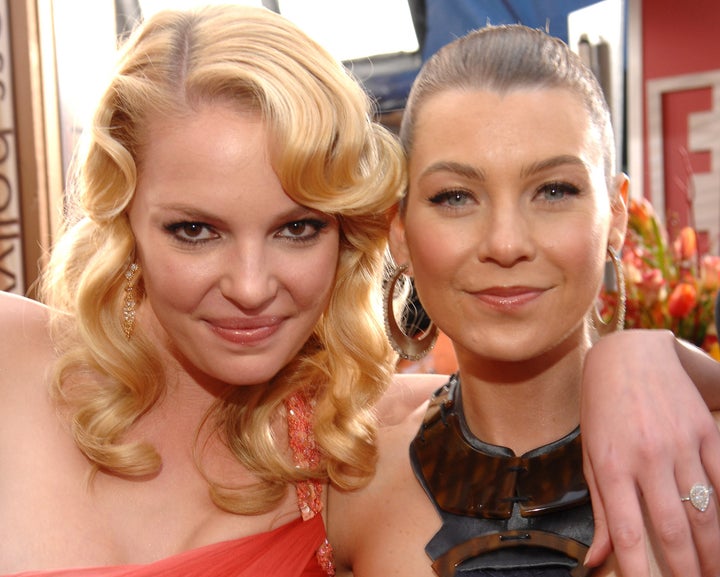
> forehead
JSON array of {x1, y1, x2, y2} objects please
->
[
  {"x1": 410, "y1": 87, "x2": 604, "y2": 174},
  {"x1": 132, "y1": 103, "x2": 293, "y2": 213}
]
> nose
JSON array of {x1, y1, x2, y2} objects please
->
[
  {"x1": 219, "y1": 242, "x2": 278, "y2": 310},
  {"x1": 477, "y1": 198, "x2": 536, "y2": 267}
]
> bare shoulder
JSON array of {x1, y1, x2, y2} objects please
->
[
  {"x1": 374, "y1": 372, "x2": 449, "y2": 426},
  {"x1": 0, "y1": 291, "x2": 55, "y2": 397},
  {"x1": 0, "y1": 291, "x2": 51, "y2": 337},
  {"x1": 330, "y1": 400, "x2": 440, "y2": 577},
  {"x1": 0, "y1": 290, "x2": 53, "y2": 351}
]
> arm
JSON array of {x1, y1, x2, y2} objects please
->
[
  {"x1": 581, "y1": 329, "x2": 720, "y2": 577},
  {"x1": 674, "y1": 336, "x2": 720, "y2": 410}
]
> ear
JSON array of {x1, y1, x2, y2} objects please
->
[
  {"x1": 389, "y1": 206, "x2": 412, "y2": 274},
  {"x1": 608, "y1": 173, "x2": 629, "y2": 252}
]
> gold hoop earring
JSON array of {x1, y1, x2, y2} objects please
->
[
  {"x1": 122, "y1": 263, "x2": 140, "y2": 339},
  {"x1": 383, "y1": 264, "x2": 438, "y2": 360},
  {"x1": 593, "y1": 247, "x2": 626, "y2": 335}
]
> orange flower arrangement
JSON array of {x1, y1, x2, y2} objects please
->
[{"x1": 599, "y1": 197, "x2": 720, "y2": 359}]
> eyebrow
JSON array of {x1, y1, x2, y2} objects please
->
[
  {"x1": 419, "y1": 161, "x2": 486, "y2": 181},
  {"x1": 519, "y1": 155, "x2": 590, "y2": 178},
  {"x1": 418, "y1": 155, "x2": 590, "y2": 182},
  {"x1": 155, "y1": 204, "x2": 216, "y2": 219},
  {"x1": 153, "y1": 202, "x2": 323, "y2": 223}
]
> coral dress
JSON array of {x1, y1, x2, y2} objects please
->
[
  {"x1": 11, "y1": 516, "x2": 328, "y2": 577},
  {"x1": 8, "y1": 392, "x2": 334, "y2": 577}
]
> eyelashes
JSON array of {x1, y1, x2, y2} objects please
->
[
  {"x1": 163, "y1": 218, "x2": 330, "y2": 246},
  {"x1": 537, "y1": 181, "x2": 581, "y2": 202},
  {"x1": 163, "y1": 222, "x2": 213, "y2": 242},
  {"x1": 276, "y1": 218, "x2": 329, "y2": 242},
  {"x1": 427, "y1": 180, "x2": 583, "y2": 210},
  {"x1": 163, "y1": 222, "x2": 218, "y2": 244},
  {"x1": 428, "y1": 189, "x2": 475, "y2": 209}
]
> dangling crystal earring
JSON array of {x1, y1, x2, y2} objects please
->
[
  {"x1": 593, "y1": 247, "x2": 626, "y2": 335},
  {"x1": 122, "y1": 263, "x2": 140, "y2": 339},
  {"x1": 383, "y1": 264, "x2": 438, "y2": 360}
]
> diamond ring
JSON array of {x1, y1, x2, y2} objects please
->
[{"x1": 681, "y1": 483, "x2": 714, "y2": 512}]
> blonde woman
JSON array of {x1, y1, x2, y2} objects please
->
[{"x1": 0, "y1": 5, "x2": 402, "y2": 574}]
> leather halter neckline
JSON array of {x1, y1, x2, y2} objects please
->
[
  {"x1": 410, "y1": 374, "x2": 593, "y2": 577},
  {"x1": 411, "y1": 374, "x2": 588, "y2": 519}
]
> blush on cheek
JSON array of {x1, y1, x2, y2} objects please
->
[
  {"x1": 297, "y1": 256, "x2": 337, "y2": 307},
  {"x1": 143, "y1": 264, "x2": 205, "y2": 316},
  {"x1": 406, "y1": 228, "x2": 453, "y2": 271}
]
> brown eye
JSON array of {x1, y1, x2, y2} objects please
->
[
  {"x1": 277, "y1": 219, "x2": 328, "y2": 243},
  {"x1": 181, "y1": 223, "x2": 206, "y2": 237},
  {"x1": 286, "y1": 221, "x2": 308, "y2": 236},
  {"x1": 164, "y1": 222, "x2": 218, "y2": 243}
]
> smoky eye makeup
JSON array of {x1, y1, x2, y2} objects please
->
[{"x1": 163, "y1": 221, "x2": 219, "y2": 244}]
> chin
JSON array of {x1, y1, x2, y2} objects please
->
[
  {"x1": 225, "y1": 365, "x2": 288, "y2": 387},
  {"x1": 188, "y1": 355, "x2": 289, "y2": 389},
  {"x1": 462, "y1": 335, "x2": 553, "y2": 364}
]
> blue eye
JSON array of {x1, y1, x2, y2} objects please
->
[
  {"x1": 539, "y1": 182, "x2": 580, "y2": 202},
  {"x1": 429, "y1": 190, "x2": 474, "y2": 207}
]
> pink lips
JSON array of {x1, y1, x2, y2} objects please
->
[
  {"x1": 207, "y1": 316, "x2": 284, "y2": 345},
  {"x1": 473, "y1": 286, "x2": 544, "y2": 311}
]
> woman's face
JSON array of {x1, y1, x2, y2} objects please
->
[
  {"x1": 392, "y1": 87, "x2": 626, "y2": 364},
  {"x1": 128, "y1": 103, "x2": 339, "y2": 386}
]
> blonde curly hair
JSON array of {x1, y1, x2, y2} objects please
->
[{"x1": 41, "y1": 4, "x2": 405, "y2": 514}]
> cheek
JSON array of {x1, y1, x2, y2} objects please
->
[
  {"x1": 553, "y1": 222, "x2": 608, "y2": 297},
  {"x1": 404, "y1": 220, "x2": 469, "y2": 306},
  {"x1": 140, "y1": 253, "x2": 214, "y2": 314},
  {"x1": 405, "y1": 209, "x2": 481, "y2": 273},
  {"x1": 288, "y1": 246, "x2": 339, "y2": 310},
  {"x1": 130, "y1": 222, "x2": 204, "y2": 314},
  {"x1": 405, "y1": 225, "x2": 450, "y2": 279},
  {"x1": 405, "y1": 210, "x2": 457, "y2": 274}
]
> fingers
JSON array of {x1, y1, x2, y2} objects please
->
[
  {"x1": 583, "y1": 429, "x2": 715, "y2": 576},
  {"x1": 680, "y1": 487, "x2": 720, "y2": 577},
  {"x1": 593, "y1": 426, "x2": 720, "y2": 577},
  {"x1": 690, "y1": 430, "x2": 720, "y2": 576},
  {"x1": 579, "y1": 330, "x2": 720, "y2": 575},
  {"x1": 582, "y1": 454, "x2": 613, "y2": 567},
  {"x1": 640, "y1": 459, "x2": 702, "y2": 576},
  {"x1": 664, "y1": 414, "x2": 720, "y2": 576},
  {"x1": 584, "y1": 447, "x2": 653, "y2": 577}
]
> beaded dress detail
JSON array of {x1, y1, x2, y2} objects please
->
[{"x1": 285, "y1": 391, "x2": 335, "y2": 576}]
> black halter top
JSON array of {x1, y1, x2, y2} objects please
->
[{"x1": 409, "y1": 374, "x2": 594, "y2": 577}]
